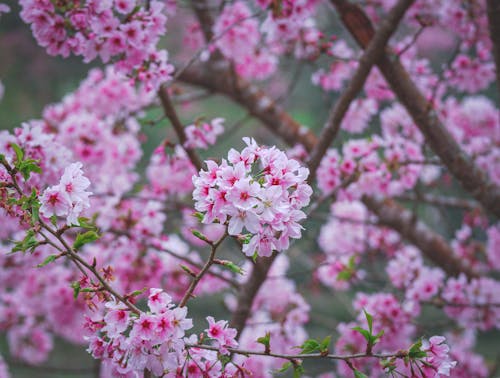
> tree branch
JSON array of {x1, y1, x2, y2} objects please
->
[
  {"x1": 230, "y1": 251, "x2": 278, "y2": 338},
  {"x1": 158, "y1": 85, "x2": 203, "y2": 171},
  {"x1": 178, "y1": 63, "x2": 318, "y2": 151},
  {"x1": 307, "y1": 0, "x2": 415, "y2": 181},
  {"x1": 362, "y1": 195, "x2": 478, "y2": 278},
  {"x1": 330, "y1": 0, "x2": 500, "y2": 218},
  {"x1": 487, "y1": 0, "x2": 500, "y2": 99}
]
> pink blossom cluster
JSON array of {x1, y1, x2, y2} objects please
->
[
  {"x1": 486, "y1": 224, "x2": 500, "y2": 270},
  {"x1": 184, "y1": 118, "x2": 225, "y2": 149},
  {"x1": 445, "y1": 330, "x2": 488, "y2": 378},
  {"x1": 317, "y1": 200, "x2": 400, "y2": 291},
  {"x1": 443, "y1": 96, "x2": 500, "y2": 185},
  {"x1": 40, "y1": 162, "x2": 92, "y2": 225},
  {"x1": 19, "y1": 0, "x2": 173, "y2": 91},
  {"x1": 442, "y1": 275, "x2": 500, "y2": 330},
  {"x1": 213, "y1": 2, "x2": 277, "y2": 80},
  {"x1": 445, "y1": 54, "x2": 496, "y2": 93},
  {"x1": 353, "y1": 293, "x2": 416, "y2": 350},
  {"x1": 42, "y1": 67, "x2": 147, "y2": 197},
  {"x1": 316, "y1": 136, "x2": 437, "y2": 199},
  {"x1": 419, "y1": 336, "x2": 457, "y2": 377},
  {"x1": 334, "y1": 293, "x2": 416, "y2": 377},
  {"x1": 87, "y1": 289, "x2": 193, "y2": 377},
  {"x1": 387, "y1": 246, "x2": 445, "y2": 304},
  {"x1": 0, "y1": 243, "x2": 89, "y2": 364},
  {"x1": 146, "y1": 145, "x2": 197, "y2": 200},
  {"x1": 259, "y1": 0, "x2": 323, "y2": 59},
  {"x1": 205, "y1": 316, "x2": 238, "y2": 354},
  {"x1": 335, "y1": 293, "x2": 457, "y2": 377},
  {"x1": 0, "y1": 123, "x2": 72, "y2": 202},
  {"x1": 312, "y1": 40, "x2": 357, "y2": 92},
  {"x1": 193, "y1": 138, "x2": 312, "y2": 257}
]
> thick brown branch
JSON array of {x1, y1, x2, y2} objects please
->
[
  {"x1": 178, "y1": 63, "x2": 318, "y2": 151},
  {"x1": 158, "y1": 86, "x2": 203, "y2": 171},
  {"x1": 230, "y1": 252, "x2": 278, "y2": 338},
  {"x1": 307, "y1": 0, "x2": 414, "y2": 181},
  {"x1": 362, "y1": 196, "x2": 478, "y2": 278},
  {"x1": 487, "y1": 0, "x2": 500, "y2": 98},
  {"x1": 331, "y1": 0, "x2": 500, "y2": 218}
]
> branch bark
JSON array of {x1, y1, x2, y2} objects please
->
[
  {"x1": 158, "y1": 86, "x2": 203, "y2": 171},
  {"x1": 179, "y1": 63, "x2": 318, "y2": 151},
  {"x1": 307, "y1": 0, "x2": 414, "y2": 181},
  {"x1": 330, "y1": 0, "x2": 500, "y2": 218},
  {"x1": 230, "y1": 252, "x2": 278, "y2": 338},
  {"x1": 487, "y1": 0, "x2": 500, "y2": 99},
  {"x1": 362, "y1": 196, "x2": 478, "y2": 278}
]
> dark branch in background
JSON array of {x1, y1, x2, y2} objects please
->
[
  {"x1": 362, "y1": 196, "x2": 478, "y2": 278},
  {"x1": 230, "y1": 251, "x2": 278, "y2": 338},
  {"x1": 158, "y1": 85, "x2": 203, "y2": 171},
  {"x1": 179, "y1": 63, "x2": 318, "y2": 150},
  {"x1": 307, "y1": 0, "x2": 415, "y2": 181},
  {"x1": 191, "y1": 0, "x2": 215, "y2": 40},
  {"x1": 487, "y1": 0, "x2": 500, "y2": 100},
  {"x1": 397, "y1": 193, "x2": 481, "y2": 211},
  {"x1": 330, "y1": 0, "x2": 500, "y2": 218}
]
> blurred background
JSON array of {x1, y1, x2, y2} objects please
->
[{"x1": 1, "y1": 0, "x2": 499, "y2": 377}]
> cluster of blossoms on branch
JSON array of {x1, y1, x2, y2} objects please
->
[
  {"x1": 193, "y1": 138, "x2": 312, "y2": 257},
  {"x1": 19, "y1": 0, "x2": 173, "y2": 91},
  {"x1": 1, "y1": 0, "x2": 500, "y2": 375}
]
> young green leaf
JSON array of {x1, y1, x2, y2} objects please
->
[
  {"x1": 71, "y1": 281, "x2": 81, "y2": 299},
  {"x1": 37, "y1": 254, "x2": 57, "y2": 267},
  {"x1": 11, "y1": 143, "x2": 24, "y2": 164},
  {"x1": 73, "y1": 231, "x2": 100, "y2": 250},
  {"x1": 354, "y1": 369, "x2": 368, "y2": 378},
  {"x1": 257, "y1": 332, "x2": 271, "y2": 353},
  {"x1": 299, "y1": 339, "x2": 321, "y2": 354}
]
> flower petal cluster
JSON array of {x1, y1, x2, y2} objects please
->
[
  {"x1": 421, "y1": 336, "x2": 457, "y2": 377},
  {"x1": 87, "y1": 289, "x2": 193, "y2": 377},
  {"x1": 40, "y1": 162, "x2": 92, "y2": 225},
  {"x1": 19, "y1": 0, "x2": 173, "y2": 91},
  {"x1": 193, "y1": 138, "x2": 312, "y2": 257},
  {"x1": 184, "y1": 118, "x2": 225, "y2": 149},
  {"x1": 205, "y1": 316, "x2": 238, "y2": 355}
]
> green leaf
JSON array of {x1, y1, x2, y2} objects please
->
[
  {"x1": 354, "y1": 370, "x2": 368, "y2": 378},
  {"x1": 37, "y1": 254, "x2": 57, "y2": 267},
  {"x1": 352, "y1": 326, "x2": 371, "y2": 343},
  {"x1": 408, "y1": 339, "x2": 427, "y2": 359},
  {"x1": 12, "y1": 230, "x2": 38, "y2": 253},
  {"x1": 257, "y1": 332, "x2": 271, "y2": 352},
  {"x1": 193, "y1": 212, "x2": 204, "y2": 222},
  {"x1": 129, "y1": 288, "x2": 148, "y2": 297},
  {"x1": 11, "y1": 143, "x2": 24, "y2": 164},
  {"x1": 337, "y1": 269, "x2": 353, "y2": 281},
  {"x1": 363, "y1": 309, "x2": 373, "y2": 333},
  {"x1": 191, "y1": 229, "x2": 210, "y2": 244},
  {"x1": 218, "y1": 260, "x2": 245, "y2": 275},
  {"x1": 277, "y1": 361, "x2": 292, "y2": 373},
  {"x1": 18, "y1": 159, "x2": 42, "y2": 181},
  {"x1": 77, "y1": 217, "x2": 97, "y2": 230},
  {"x1": 319, "y1": 336, "x2": 331, "y2": 353},
  {"x1": 293, "y1": 362, "x2": 305, "y2": 378},
  {"x1": 73, "y1": 231, "x2": 100, "y2": 250},
  {"x1": 299, "y1": 339, "x2": 321, "y2": 354},
  {"x1": 71, "y1": 281, "x2": 81, "y2": 299}
]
